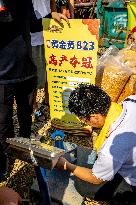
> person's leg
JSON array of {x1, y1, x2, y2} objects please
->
[
  {"x1": 43, "y1": 44, "x2": 49, "y2": 105},
  {"x1": 0, "y1": 84, "x2": 14, "y2": 174},
  {"x1": 94, "y1": 173, "x2": 123, "y2": 201},
  {"x1": 38, "y1": 44, "x2": 49, "y2": 105},
  {"x1": 31, "y1": 45, "x2": 49, "y2": 123},
  {"x1": 15, "y1": 77, "x2": 36, "y2": 138},
  {"x1": 32, "y1": 46, "x2": 39, "y2": 112},
  {"x1": 0, "y1": 84, "x2": 14, "y2": 144},
  {"x1": 45, "y1": 78, "x2": 49, "y2": 105},
  {"x1": 33, "y1": 90, "x2": 38, "y2": 112},
  {"x1": 130, "y1": 186, "x2": 136, "y2": 204},
  {"x1": 32, "y1": 45, "x2": 48, "y2": 120}
]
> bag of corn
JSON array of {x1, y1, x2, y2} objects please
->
[
  {"x1": 96, "y1": 46, "x2": 132, "y2": 102},
  {"x1": 118, "y1": 49, "x2": 136, "y2": 73},
  {"x1": 117, "y1": 74, "x2": 136, "y2": 103},
  {"x1": 96, "y1": 46, "x2": 119, "y2": 86},
  {"x1": 101, "y1": 64, "x2": 130, "y2": 102}
]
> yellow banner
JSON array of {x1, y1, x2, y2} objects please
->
[
  {"x1": 126, "y1": 2, "x2": 136, "y2": 46},
  {"x1": 42, "y1": 19, "x2": 99, "y2": 127}
]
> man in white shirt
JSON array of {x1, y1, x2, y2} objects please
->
[{"x1": 55, "y1": 84, "x2": 136, "y2": 202}]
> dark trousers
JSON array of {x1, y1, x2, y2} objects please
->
[
  {"x1": 0, "y1": 77, "x2": 36, "y2": 153},
  {"x1": 94, "y1": 173, "x2": 136, "y2": 202}
]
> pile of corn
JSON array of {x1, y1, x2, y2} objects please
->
[
  {"x1": 96, "y1": 48, "x2": 136, "y2": 102},
  {"x1": 0, "y1": 160, "x2": 34, "y2": 199},
  {"x1": 83, "y1": 198, "x2": 109, "y2": 205},
  {"x1": 101, "y1": 66, "x2": 130, "y2": 102}
]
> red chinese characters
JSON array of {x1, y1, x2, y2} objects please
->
[
  {"x1": 81, "y1": 57, "x2": 93, "y2": 69},
  {"x1": 48, "y1": 54, "x2": 93, "y2": 69},
  {"x1": 59, "y1": 55, "x2": 68, "y2": 66},
  {"x1": 69, "y1": 55, "x2": 80, "y2": 68},
  {"x1": 49, "y1": 54, "x2": 57, "y2": 66}
]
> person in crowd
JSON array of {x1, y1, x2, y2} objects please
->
[
  {"x1": 0, "y1": 0, "x2": 68, "y2": 178},
  {"x1": 55, "y1": 84, "x2": 136, "y2": 201},
  {"x1": 30, "y1": 0, "x2": 50, "y2": 121},
  {"x1": 30, "y1": 0, "x2": 69, "y2": 121},
  {"x1": 0, "y1": 0, "x2": 37, "y2": 177}
]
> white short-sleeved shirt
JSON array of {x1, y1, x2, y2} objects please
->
[
  {"x1": 30, "y1": 31, "x2": 44, "y2": 46},
  {"x1": 32, "y1": 0, "x2": 51, "y2": 19},
  {"x1": 31, "y1": 0, "x2": 51, "y2": 46},
  {"x1": 92, "y1": 95, "x2": 136, "y2": 186}
]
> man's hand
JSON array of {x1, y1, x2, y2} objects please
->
[
  {"x1": 51, "y1": 12, "x2": 69, "y2": 24},
  {"x1": 55, "y1": 157, "x2": 68, "y2": 170},
  {"x1": 55, "y1": 158, "x2": 103, "y2": 185},
  {"x1": 0, "y1": 187, "x2": 22, "y2": 205},
  {"x1": 55, "y1": 157, "x2": 76, "y2": 172}
]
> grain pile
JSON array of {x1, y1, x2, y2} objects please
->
[
  {"x1": 100, "y1": 66, "x2": 130, "y2": 102},
  {"x1": 119, "y1": 49, "x2": 136, "y2": 72},
  {"x1": 117, "y1": 74, "x2": 136, "y2": 103},
  {"x1": 97, "y1": 47, "x2": 136, "y2": 103},
  {"x1": 83, "y1": 198, "x2": 109, "y2": 205},
  {"x1": 0, "y1": 159, "x2": 34, "y2": 201}
]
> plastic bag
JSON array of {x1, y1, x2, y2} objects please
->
[
  {"x1": 101, "y1": 63, "x2": 130, "y2": 102},
  {"x1": 96, "y1": 46, "x2": 131, "y2": 102},
  {"x1": 96, "y1": 45, "x2": 119, "y2": 87},
  {"x1": 97, "y1": 45, "x2": 119, "y2": 67},
  {"x1": 117, "y1": 74, "x2": 136, "y2": 103},
  {"x1": 118, "y1": 48, "x2": 136, "y2": 74}
]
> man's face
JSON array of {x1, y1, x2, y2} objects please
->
[{"x1": 79, "y1": 114, "x2": 106, "y2": 128}]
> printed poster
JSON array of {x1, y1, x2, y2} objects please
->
[{"x1": 42, "y1": 19, "x2": 99, "y2": 127}]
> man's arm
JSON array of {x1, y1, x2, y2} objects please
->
[
  {"x1": 50, "y1": 0, "x2": 57, "y2": 12},
  {"x1": 56, "y1": 157, "x2": 104, "y2": 185},
  {"x1": 73, "y1": 166, "x2": 104, "y2": 184},
  {"x1": 68, "y1": 0, "x2": 74, "y2": 18},
  {"x1": 50, "y1": 0, "x2": 69, "y2": 23},
  {"x1": 56, "y1": 139, "x2": 124, "y2": 185}
]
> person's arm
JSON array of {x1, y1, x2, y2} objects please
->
[
  {"x1": 68, "y1": 0, "x2": 74, "y2": 18},
  {"x1": 50, "y1": 0, "x2": 69, "y2": 23},
  {"x1": 56, "y1": 157, "x2": 104, "y2": 185},
  {"x1": 73, "y1": 166, "x2": 104, "y2": 184},
  {"x1": 0, "y1": 187, "x2": 22, "y2": 205},
  {"x1": 56, "y1": 134, "x2": 125, "y2": 185}
]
